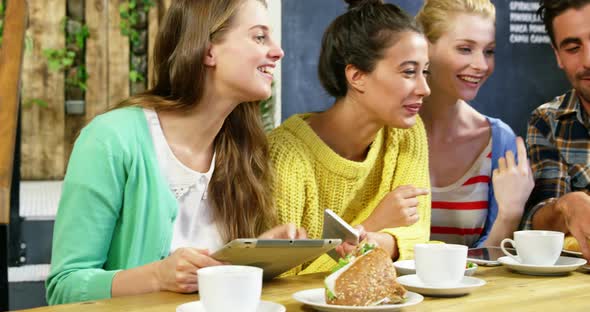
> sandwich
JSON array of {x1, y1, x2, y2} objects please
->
[
  {"x1": 324, "y1": 244, "x2": 407, "y2": 306},
  {"x1": 564, "y1": 235, "x2": 590, "y2": 252}
]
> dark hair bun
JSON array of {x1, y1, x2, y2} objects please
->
[{"x1": 344, "y1": 0, "x2": 384, "y2": 10}]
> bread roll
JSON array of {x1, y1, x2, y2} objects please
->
[{"x1": 564, "y1": 235, "x2": 590, "y2": 252}]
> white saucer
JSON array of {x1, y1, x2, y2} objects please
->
[
  {"x1": 396, "y1": 274, "x2": 485, "y2": 297},
  {"x1": 498, "y1": 256, "x2": 587, "y2": 276},
  {"x1": 393, "y1": 260, "x2": 477, "y2": 276},
  {"x1": 292, "y1": 288, "x2": 423, "y2": 311},
  {"x1": 176, "y1": 300, "x2": 286, "y2": 312}
]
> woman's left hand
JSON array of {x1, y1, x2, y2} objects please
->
[
  {"x1": 492, "y1": 136, "x2": 535, "y2": 220},
  {"x1": 259, "y1": 223, "x2": 308, "y2": 239}
]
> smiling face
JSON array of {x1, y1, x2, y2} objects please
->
[
  {"x1": 207, "y1": 0, "x2": 283, "y2": 103},
  {"x1": 360, "y1": 31, "x2": 431, "y2": 129},
  {"x1": 427, "y1": 13, "x2": 495, "y2": 102},
  {"x1": 552, "y1": 4, "x2": 590, "y2": 108}
]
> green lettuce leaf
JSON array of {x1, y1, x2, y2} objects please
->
[
  {"x1": 326, "y1": 288, "x2": 336, "y2": 300},
  {"x1": 359, "y1": 243, "x2": 376, "y2": 255},
  {"x1": 331, "y1": 255, "x2": 352, "y2": 273}
]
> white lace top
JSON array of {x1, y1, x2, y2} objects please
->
[{"x1": 143, "y1": 108, "x2": 224, "y2": 253}]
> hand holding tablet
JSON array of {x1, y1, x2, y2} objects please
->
[
  {"x1": 322, "y1": 209, "x2": 361, "y2": 260},
  {"x1": 210, "y1": 238, "x2": 341, "y2": 279},
  {"x1": 210, "y1": 210, "x2": 359, "y2": 278}
]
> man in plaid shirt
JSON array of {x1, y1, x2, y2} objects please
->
[{"x1": 524, "y1": 0, "x2": 590, "y2": 261}]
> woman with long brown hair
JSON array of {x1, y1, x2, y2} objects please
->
[{"x1": 46, "y1": 0, "x2": 302, "y2": 305}]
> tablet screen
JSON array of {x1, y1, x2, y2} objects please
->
[{"x1": 468, "y1": 247, "x2": 515, "y2": 261}]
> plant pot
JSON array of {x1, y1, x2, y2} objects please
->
[{"x1": 65, "y1": 100, "x2": 85, "y2": 115}]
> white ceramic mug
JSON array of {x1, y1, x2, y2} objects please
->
[
  {"x1": 414, "y1": 244, "x2": 467, "y2": 286},
  {"x1": 500, "y1": 230, "x2": 564, "y2": 265},
  {"x1": 197, "y1": 265, "x2": 262, "y2": 312}
]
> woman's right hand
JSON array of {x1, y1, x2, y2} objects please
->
[
  {"x1": 362, "y1": 185, "x2": 429, "y2": 231},
  {"x1": 156, "y1": 248, "x2": 223, "y2": 293},
  {"x1": 492, "y1": 136, "x2": 534, "y2": 221}
]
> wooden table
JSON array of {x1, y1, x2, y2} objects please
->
[{"x1": 15, "y1": 266, "x2": 590, "y2": 312}]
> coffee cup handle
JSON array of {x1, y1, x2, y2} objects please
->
[{"x1": 500, "y1": 238, "x2": 520, "y2": 263}]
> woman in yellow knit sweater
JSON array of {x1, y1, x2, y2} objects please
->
[{"x1": 269, "y1": 0, "x2": 432, "y2": 275}]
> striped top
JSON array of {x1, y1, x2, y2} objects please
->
[{"x1": 430, "y1": 139, "x2": 492, "y2": 247}]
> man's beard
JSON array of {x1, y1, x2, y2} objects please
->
[{"x1": 575, "y1": 69, "x2": 590, "y2": 110}]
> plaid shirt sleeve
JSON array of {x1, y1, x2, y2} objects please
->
[{"x1": 523, "y1": 110, "x2": 571, "y2": 229}]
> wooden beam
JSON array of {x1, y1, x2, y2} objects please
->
[
  {"x1": 21, "y1": 0, "x2": 66, "y2": 179},
  {"x1": 0, "y1": 0, "x2": 28, "y2": 225},
  {"x1": 108, "y1": 0, "x2": 129, "y2": 107},
  {"x1": 147, "y1": 2, "x2": 158, "y2": 88},
  {"x1": 86, "y1": 0, "x2": 109, "y2": 117}
]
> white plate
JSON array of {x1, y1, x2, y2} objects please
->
[
  {"x1": 498, "y1": 256, "x2": 587, "y2": 276},
  {"x1": 393, "y1": 260, "x2": 477, "y2": 276},
  {"x1": 176, "y1": 300, "x2": 285, "y2": 312},
  {"x1": 292, "y1": 288, "x2": 423, "y2": 311},
  {"x1": 396, "y1": 274, "x2": 485, "y2": 297}
]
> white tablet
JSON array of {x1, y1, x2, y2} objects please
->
[
  {"x1": 322, "y1": 209, "x2": 359, "y2": 261},
  {"x1": 468, "y1": 246, "x2": 515, "y2": 266},
  {"x1": 210, "y1": 238, "x2": 342, "y2": 279}
]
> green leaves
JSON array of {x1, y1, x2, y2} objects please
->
[
  {"x1": 43, "y1": 17, "x2": 89, "y2": 92},
  {"x1": 66, "y1": 65, "x2": 88, "y2": 91},
  {"x1": 74, "y1": 25, "x2": 90, "y2": 50},
  {"x1": 43, "y1": 48, "x2": 75, "y2": 71},
  {"x1": 119, "y1": 0, "x2": 154, "y2": 85},
  {"x1": 142, "y1": 0, "x2": 155, "y2": 12},
  {"x1": 129, "y1": 70, "x2": 144, "y2": 83},
  {"x1": 23, "y1": 98, "x2": 49, "y2": 109},
  {"x1": 0, "y1": 1, "x2": 5, "y2": 47}
]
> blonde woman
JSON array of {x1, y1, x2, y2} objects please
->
[
  {"x1": 416, "y1": 0, "x2": 534, "y2": 247},
  {"x1": 270, "y1": 0, "x2": 431, "y2": 275},
  {"x1": 46, "y1": 0, "x2": 304, "y2": 305}
]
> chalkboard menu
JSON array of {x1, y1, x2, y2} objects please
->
[{"x1": 281, "y1": 0, "x2": 570, "y2": 136}]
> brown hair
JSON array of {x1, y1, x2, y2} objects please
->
[
  {"x1": 115, "y1": 0, "x2": 276, "y2": 242},
  {"x1": 318, "y1": 0, "x2": 423, "y2": 98},
  {"x1": 416, "y1": 0, "x2": 496, "y2": 44},
  {"x1": 537, "y1": 0, "x2": 590, "y2": 46}
]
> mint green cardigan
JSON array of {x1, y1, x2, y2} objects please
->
[{"x1": 46, "y1": 107, "x2": 178, "y2": 305}]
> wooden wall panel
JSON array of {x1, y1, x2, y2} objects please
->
[
  {"x1": 147, "y1": 3, "x2": 158, "y2": 89},
  {"x1": 107, "y1": 0, "x2": 129, "y2": 107},
  {"x1": 19, "y1": 0, "x2": 172, "y2": 180},
  {"x1": 163, "y1": 0, "x2": 172, "y2": 10},
  {"x1": 21, "y1": 0, "x2": 66, "y2": 180},
  {"x1": 86, "y1": 0, "x2": 109, "y2": 118}
]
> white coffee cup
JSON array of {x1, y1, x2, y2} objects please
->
[
  {"x1": 500, "y1": 230, "x2": 564, "y2": 265},
  {"x1": 414, "y1": 244, "x2": 467, "y2": 287},
  {"x1": 197, "y1": 265, "x2": 262, "y2": 312}
]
